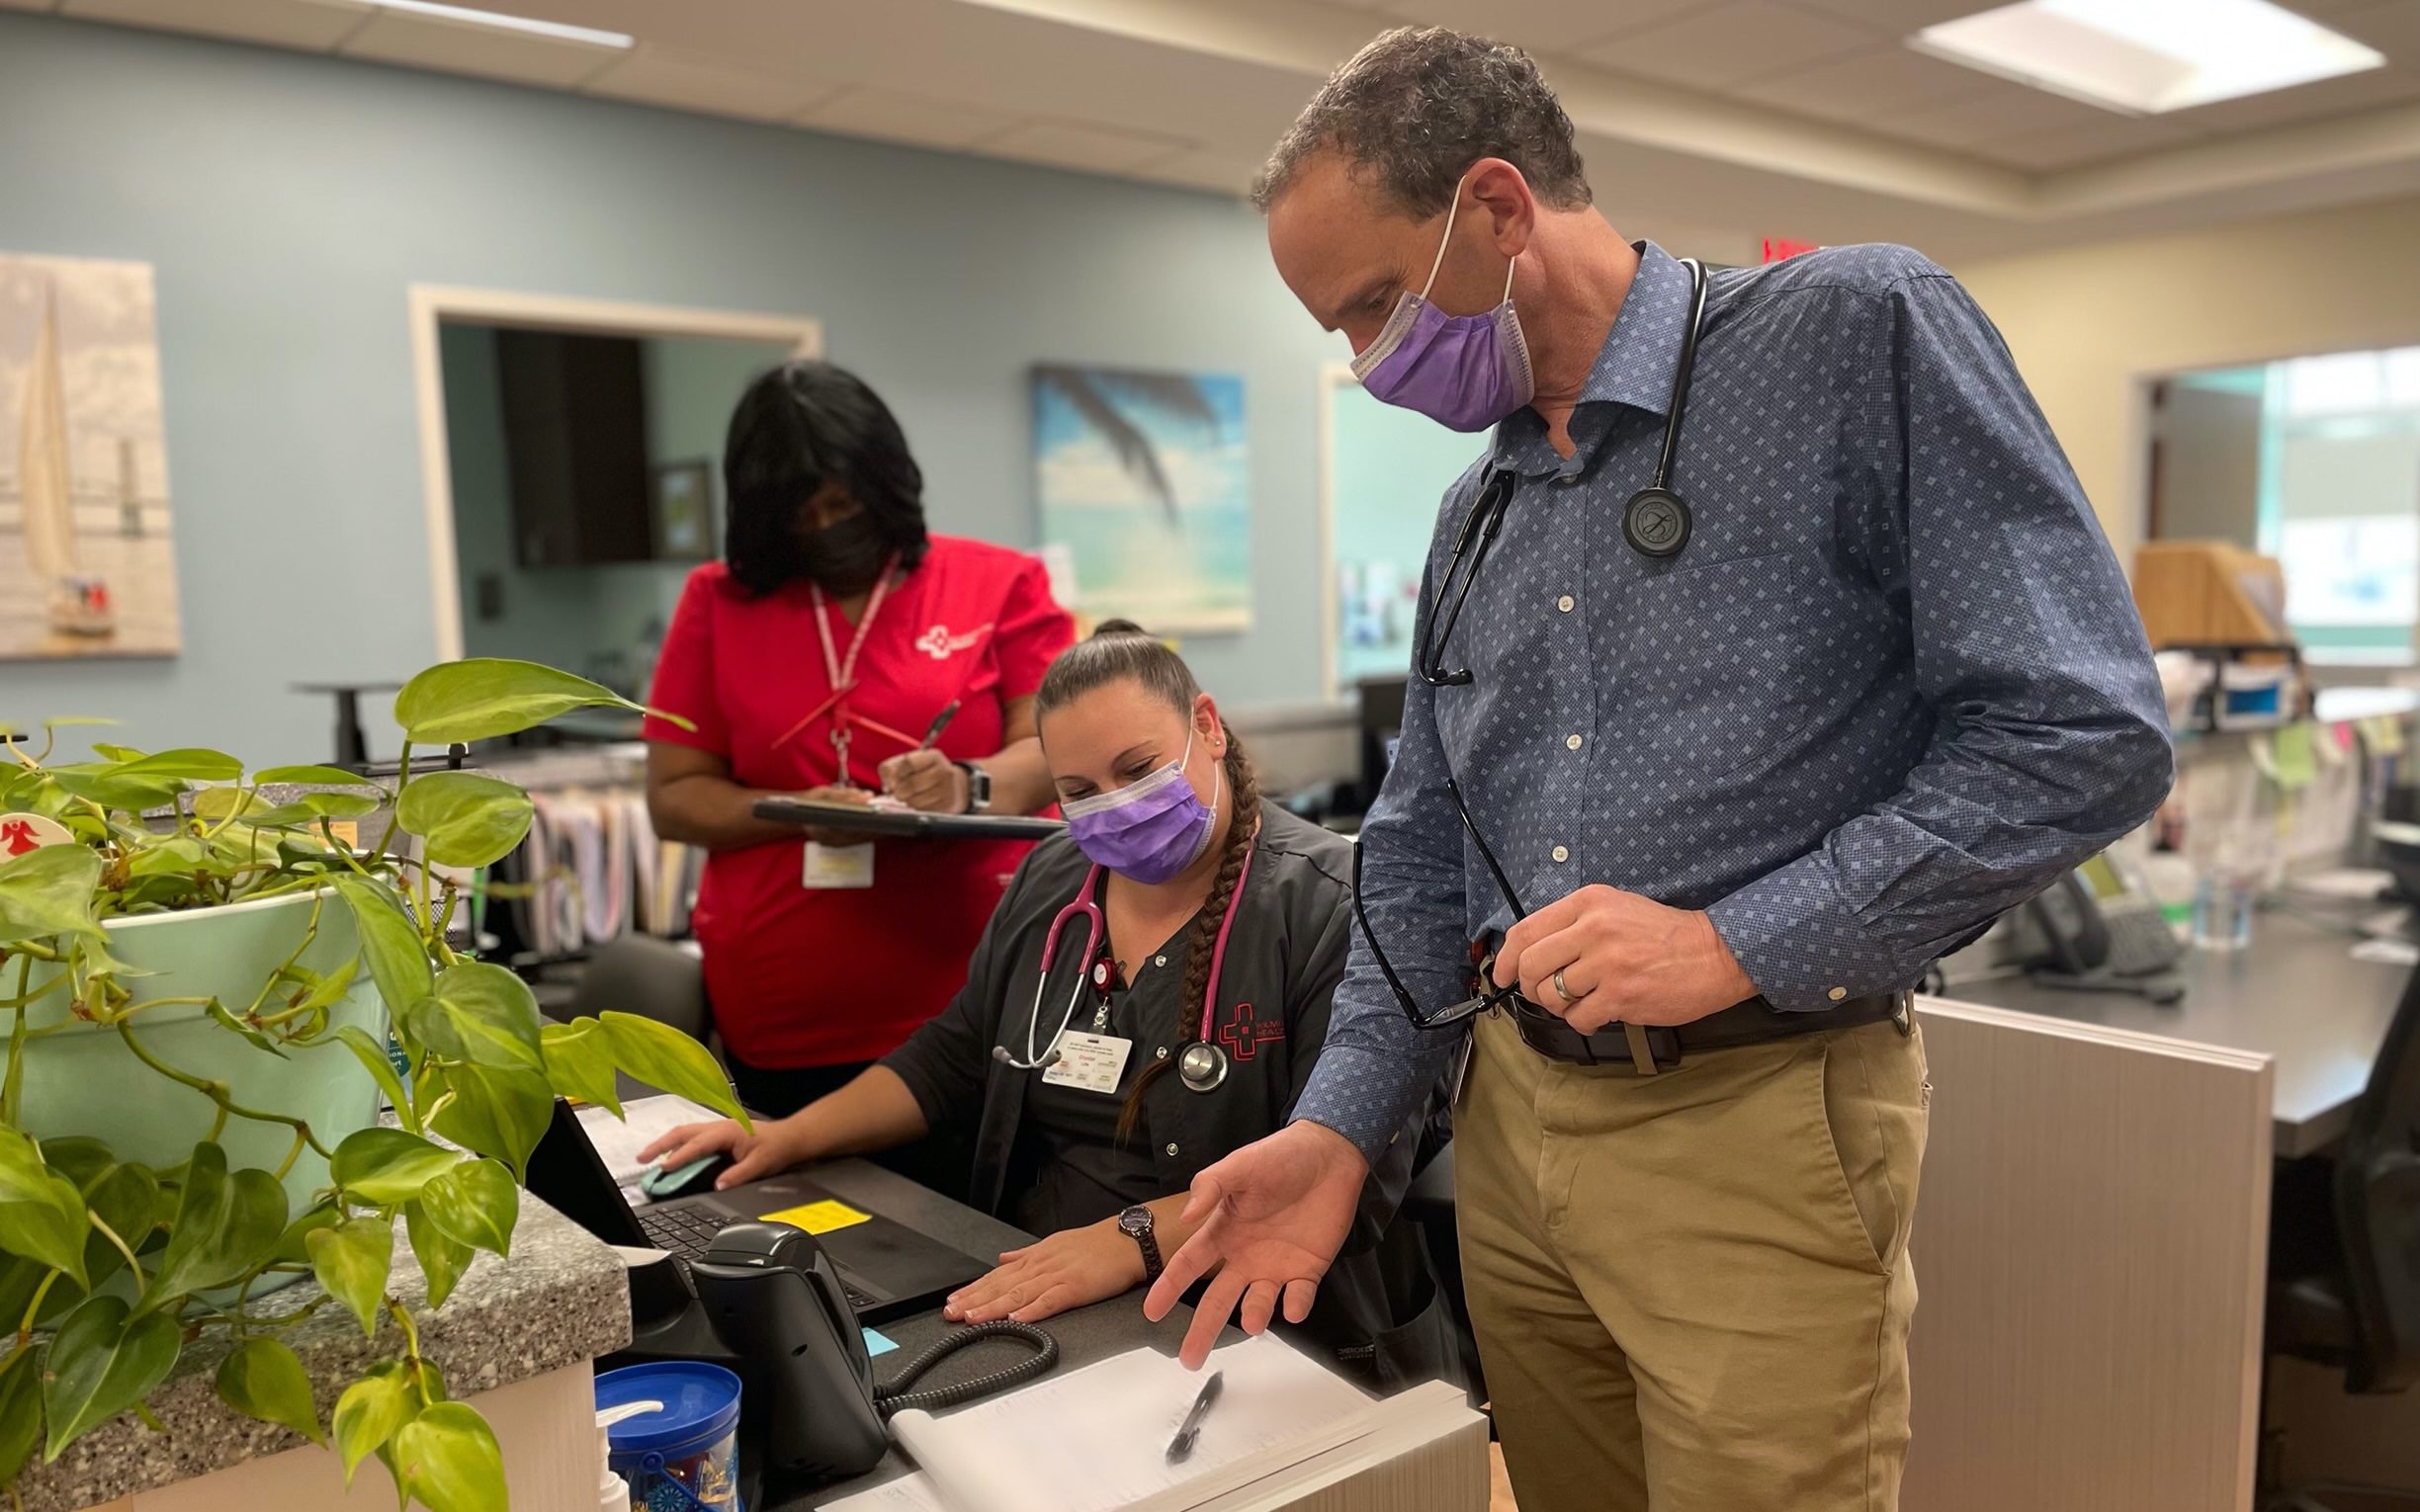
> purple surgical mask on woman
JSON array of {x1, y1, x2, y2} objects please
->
[
  {"x1": 1063, "y1": 728, "x2": 1222, "y2": 885},
  {"x1": 1349, "y1": 173, "x2": 1534, "y2": 433}
]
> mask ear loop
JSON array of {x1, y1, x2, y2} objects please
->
[{"x1": 1417, "y1": 178, "x2": 1518, "y2": 307}]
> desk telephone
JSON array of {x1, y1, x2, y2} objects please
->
[{"x1": 2019, "y1": 850, "x2": 2186, "y2": 1002}]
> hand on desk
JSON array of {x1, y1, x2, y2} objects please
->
[
  {"x1": 944, "y1": 1220, "x2": 1143, "y2": 1325},
  {"x1": 639, "y1": 1115, "x2": 810, "y2": 1191},
  {"x1": 878, "y1": 749, "x2": 969, "y2": 814},
  {"x1": 1492, "y1": 884, "x2": 1755, "y2": 1034}
]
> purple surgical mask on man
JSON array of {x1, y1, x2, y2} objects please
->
[
  {"x1": 1349, "y1": 174, "x2": 1534, "y2": 432},
  {"x1": 1063, "y1": 728, "x2": 1222, "y2": 885}
]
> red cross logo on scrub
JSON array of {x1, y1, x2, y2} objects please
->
[
  {"x1": 1215, "y1": 1001, "x2": 1284, "y2": 1062},
  {"x1": 915, "y1": 623, "x2": 991, "y2": 661}
]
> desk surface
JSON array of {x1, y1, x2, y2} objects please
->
[
  {"x1": 776, "y1": 1158, "x2": 1199, "y2": 1509},
  {"x1": 1937, "y1": 909, "x2": 2405, "y2": 1158}
]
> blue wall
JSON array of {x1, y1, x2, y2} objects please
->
[{"x1": 0, "y1": 13, "x2": 1352, "y2": 764}]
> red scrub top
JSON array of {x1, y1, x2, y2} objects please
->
[{"x1": 642, "y1": 536, "x2": 1075, "y2": 1068}]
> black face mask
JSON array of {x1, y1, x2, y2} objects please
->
[{"x1": 797, "y1": 512, "x2": 890, "y2": 594}]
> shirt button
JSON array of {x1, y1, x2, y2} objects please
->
[
  {"x1": 1557, "y1": 595, "x2": 1575, "y2": 613},
  {"x1": 1551, "y1": 845, "x2": 1570, "y2": 863},
  {"x1": 1554, "y1": 472, "x2": 1582, "y2": 487},
  {"x1": 1828, "y1": 986, "x2": 1848, "y2": 1002},
  {"x1": 1155, "y1": 955, "x2": 1167, "y2": 967},
  {"x1": 1155, "y1": 1047, "x2": 1168, "y2": 1060},
  {"x1": 1565, "y1": 734, "x2": 1583, "y2": 751},
  {"x1": 1164, "y1": 1143, "x2": 1179, "y2": 1157}
]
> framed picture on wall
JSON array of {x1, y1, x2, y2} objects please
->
[
  {"x1": 649, "y1": 459, "x2": 716, "y2": 561},
  {"x1": 1033, "y1": 364, "x2": 1251, "y2": 633}
]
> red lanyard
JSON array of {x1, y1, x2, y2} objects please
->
[{"x1": 806, "y1": 553, "x2": 902, "y2": 789}]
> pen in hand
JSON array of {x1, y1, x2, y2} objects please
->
[
  {"x1": 1165, "y1": 1370, "x2": 1224, "y2": 1464},
  {"x1": 883, "y1": 700, "x2": 963, "y2": 801}
]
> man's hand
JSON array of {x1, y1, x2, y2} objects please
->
[
  {"x1": 944, "y1": 1219, "x2": 1144, "y2": 1325},
  {"x1": 1144, "y1": 1122, "x2": 1367, "y2": 1369},
  {"x1": 878, "y1": 750, "x2": 970, "y2": 814},
  {"x1": 1492, "y1": 884, "x2": 1755, "y2": 1033}
]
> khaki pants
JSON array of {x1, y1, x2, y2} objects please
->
[{"x1": 1457, "y1": 1009, "x2": 1929, "y2": 1512}]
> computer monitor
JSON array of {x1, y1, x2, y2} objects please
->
[{"x1": 1356, "y1": 675, "x2": 1407, "y2": 814}]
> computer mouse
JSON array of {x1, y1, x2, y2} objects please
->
[{"x1": 641, "y1": 1152, "x2": 731, "y2": 1201}]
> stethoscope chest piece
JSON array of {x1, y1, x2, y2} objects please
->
[
  {"x1": 1621, "y1": 486, "x2": 1692, "y2": 559},
  {"x1": 1177, "y1": 1042, "x2": 1229, "y2": 1094}
]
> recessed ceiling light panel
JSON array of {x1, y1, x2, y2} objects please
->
[
  {"x1": 377, "y1": 0, "x2": 633, "y2": 49},
  {"x1": 1910, "y1": 0, "x2": 2383, "y2": 116}
]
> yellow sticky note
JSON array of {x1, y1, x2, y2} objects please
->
[
  {"x1": 2273, "y1": 722, "x2": 2317, "y2": 791},
  {"x1": 2367, "y1": 715, "x2": 2407, "y2": 756},
  {"x1": 761, "y1": 1200, "x2": 871, "y2": 1235},
  {"x1": 325, "y1": 819, "x2": 359, "y2": 848}
]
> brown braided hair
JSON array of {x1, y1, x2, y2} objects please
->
[{"x1": 1034, "y1": 621, "x2": 1263, "y2": 1144}]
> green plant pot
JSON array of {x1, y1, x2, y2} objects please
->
[{"x1": 19, "y1": 887, "x2": 386, "y2": 1223}]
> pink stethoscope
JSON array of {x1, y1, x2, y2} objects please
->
[{"x1": 994, "y1": 850, "x2": 1256, "y2": 1093}]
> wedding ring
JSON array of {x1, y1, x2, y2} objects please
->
[{"x1": 1553, "y1": 968, "x2": 1581, "y2": 1004}]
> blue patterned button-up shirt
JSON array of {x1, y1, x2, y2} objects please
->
[{"x1": 1295, "y1": 241, "x2": 2174, "y2": 1161}]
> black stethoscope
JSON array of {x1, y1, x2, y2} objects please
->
[
  {"x1": 1417, "y1": 257, "x2": 1710, "y2": 688},
  {"x1": 992, "y1": 850, "x2": 1257, "y2": 1094}
]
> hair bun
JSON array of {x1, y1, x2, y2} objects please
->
[{"x1": 1090, "y1": 618, "x2": 1151, "y2": 638}]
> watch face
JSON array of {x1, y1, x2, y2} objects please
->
[{"x1": 1119, "y1": 1206, "x2": 1152, "y2": 1236}]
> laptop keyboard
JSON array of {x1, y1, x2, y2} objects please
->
[{"x1": 638, "y1": 1206, "x2": 878, "y2": 1312}]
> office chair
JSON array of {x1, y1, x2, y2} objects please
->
[
  {"x1": 2262, "y1": 964, "x2": 2420, "y2": 1510},
  {"x1": 562, "y1": 934, "x2": 712, "y2": 1042}
]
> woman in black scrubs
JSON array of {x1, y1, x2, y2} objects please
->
[{"x1": 642, "y1": 623, "x2": 1456, "y2": 1386}]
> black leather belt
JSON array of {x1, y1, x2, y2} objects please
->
[{"x1": 1508, "y1": 989, "x2": 1912, "y2": 1073}]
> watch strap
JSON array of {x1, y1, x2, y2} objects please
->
[
  {"x1": 1121, "y1": 1208, "x2": 1165, "y2": 1282},
  {"x1": 955, "y1": 760, "x2": 993, "y2": 813}
]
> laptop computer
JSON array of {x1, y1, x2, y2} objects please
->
[{"x1": 524, "y1": 1099, "x2": 989, "y2": 1324}]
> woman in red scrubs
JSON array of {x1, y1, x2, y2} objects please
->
[{"x1": 643, "y1": 361, "x2": 1074, "y2": 1121}]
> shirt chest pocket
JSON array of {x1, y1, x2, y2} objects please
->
[{"x1": 1615, "y1": 550, "x2": 1834, "y2": 777}]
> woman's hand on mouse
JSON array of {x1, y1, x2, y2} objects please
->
[
  {"x1": 943, "y1": 1218, "x2": 1145, "y2": 1325},
  {"x1": 637, "y1": 1115, "x2": 810, "y2": 1190}
]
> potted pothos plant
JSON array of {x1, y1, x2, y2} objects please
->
[{"x1": 0, "y1": 660, "x2": 747, "y2": 1511}]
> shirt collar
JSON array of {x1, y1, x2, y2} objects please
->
[{"x1": 1491, "y1": 240, "x2": 1692, "y2": 476}]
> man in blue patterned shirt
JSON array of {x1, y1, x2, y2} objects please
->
[{"x1": 1147, "y1": 27, "x2": 2174, "y2": 1512}]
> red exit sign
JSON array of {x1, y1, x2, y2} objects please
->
[{"x1": 1762, "y1": 238, "x2": 1820, "y2": 263}]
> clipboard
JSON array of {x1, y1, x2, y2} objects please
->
[{"x1": 751, "y1": 797, "x2": 1066, "y2": 841}]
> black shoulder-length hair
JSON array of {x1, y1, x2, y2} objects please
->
[{"x1": 722, "y1": 360, "x2": 930, "y2": 595}]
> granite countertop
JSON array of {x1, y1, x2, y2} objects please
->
[{"x1": 16, "y1": 1194, "x2": 630, "y2": 1511}]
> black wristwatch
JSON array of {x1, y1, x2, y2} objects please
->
[
  {"x1": 956, "y1": 760, "x2": 993, "y2": 813},
  {"x1": 1118, "y1": 1205, "x2": 1164, "y2": 1283}
]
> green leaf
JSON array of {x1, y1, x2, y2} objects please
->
[
  {"x1": 0, "y1": 1344, "x2": 42, "y2": 1483},
  {"x1": 88, "y1": 741, "x2": 145, "y2": 761},
  {"x1": 78, "y1": 1159, "x2": 161, "y2": 1294},
  {"x1": 330, "y1": 1129, "x2": 460, "y2": 1207},
  {"x1": 46, "y1": 766, "x2": 183, "y2": 814},
  {"x1": 292, "y1": 957, "x2": 363, "y2": 1017},
  {"x1": 207, "y1": 997, "x2": 291, "y2": 1058},
  {"x1": 540, "y1": 1018, "x2": 622, "y2": 1116},
  {"x1": 252, "y1": 765, "x2": 381, "y2": 789},
  {"x1": 193, "y1": 787, "x2": 382, "y2": 829},
  {"x1": 272, "y1": 1201, "x2": 343, "y2": 1266},
  {"x1": 404, "y1": 1202, "x2": 475, "y2": 1310},
  {"x1": 0, "y1": 1131, "x2": 92, "y2": 1289},
  {"x1": 391, "y1": 1401, "x2": 506, "y2": 1512},
  {"x1": 333, "y1": 1369, "x2": 415, "y2": 1488},
  {"x1": 215, "y1": 1336, "x2": 326, "y2": 1447},
  {"x1": 41, "y1": 1295, "x2": 179, "y2": 1460},
  {"x1": 307, "y1": 1216, "x2": 394, "y2": 1338},
  {"x1": 418, "y1": 1159, "x2": 517, "y2": 1258},
  {"x1": 137, "y1": 1143, "x2": 286, "y2": 1310},
  {"x1": 408, "y1": 962, "x2": 544, "y2": 1072},
  {"x1": 123, "y1": 836, "x2": 213, "y2": 881},
  {"x1": 115, "y1": 748, "x2": 243, "y2": 782},
  {"x1": 394, "y1": 772, "x2": 534, "y2": 870},
  {"x1": 333, "y1": 875, "x2": 434, "y2": 1022},
  {"x1": 43, "y1": 716, "x2": 121, "y2": 731},
  {"x1": 600, "y1": 1012, "x2": 749, "y2": 1130},
  {"x1": 0, "y1": 843, "x2": 104, "y2": 947},
  {"x1": 394, "y1": 658, "x2": 650, "y2": 745},
  {"x1": 428, "y1": 1064, "x2": 554, "y2": 1182},
  {"x1": 329, "y1": 1024, "x2": 418, "y2": 1134}
]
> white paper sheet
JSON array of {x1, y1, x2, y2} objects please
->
[{"x1": 574, "y1": 1092, "x2": 729, "y2": 1191}]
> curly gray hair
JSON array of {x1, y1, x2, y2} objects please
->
[{"x1": 1253, "y1": 26, "x2": 1592, "y2": 217}]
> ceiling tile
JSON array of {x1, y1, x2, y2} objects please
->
[
  {"x1": 583, "y1": 46, "x2": 839, "y2": 123},
  {"x1": 1790, "y1": 0, "x2": 2002, "y2": 28},
  {"x1": 1377, "y1": 0, "x2": 1710, "y2": 52},
  {"x1": 1573, "y1": 1, "x2": 1881, "y2": 91},
  {"x1": 1733, "y1": 41, "x2": 1981, "y2": 121},
  {"x1": 977, "y1": 119, "x2": 1193, "y2": 175},
  {"x1": 794, "y1": 86, "x2": 1025, "y2": 153},
  {"x1": 2165, "y1": 60, "x2": 2420, "y2": 133},
  {"x1": 59, "y1": 0, "x2": 366, "y2": 47},
  {"x1": 1877, "y1": 76, "x2": 2128, "y2": 149},
  {"x1": 2327, "y1": 0, "x2": 2420, "y2": 60},
  {"x1": 338, "y1": 8, "x2": 621, "y2": 89},
  {"x1": 0, "y1": 0, "x2": 59, "y2": 11},
  {"x1": 1967, "y1": 112, "x2": 2204, "y2": 170}
]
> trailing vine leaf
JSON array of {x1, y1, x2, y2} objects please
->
[
  {"x1": 207, "y1": 998, "x2": 291, "y2": 1058},
  {"x1": 418, "y1": 1158, "x2": 517, "y2": 1258},
  {"x1": 76, "y1": 1159, "x2": 161, "y2": 1296},
  {"x1": 428, "y1": 1064, "x2": 554, "y2": 1182},
  {"x1": 391, "y1": 1401, "x2": 506, "y2": 1512},
  {"x1": 333, "y1": 1368, "x2": 416, "y2": 1487},
  {"x1": 45, "y1": 767, "x2": 183, "y2": 814},
  {"x1": 393, "y1": 659, "x2": 658, "y2": 745},
  {"x1": 114, "y1": 748, "x2": 243, "y2": 782},
  {"x1": 194, "y1": 788, "x2": 383, "y2": 828},
  {"x1": 332, "y1": 875, "x2": 433, "y2": 1025},
  {"x1": 540, "y1": 1018, "x2": 621, "y2": 1116},
  {"x1": 138, "y1": 1143, "x2": 286, "y2": 1311},
  {"x1": 0, "y1": 1344, "x2": 41, "y2": 1484},
  {"x1": 0, "y1": 1130, "x2": 92, "y2": 1289},
  {"x1": 272, "y1": 1200, "x2": 343, "y2": 1266},
  {"x1": 329, "y1": 1025, "x2": 418, "y2": 1134},
  {"x1": 405, "y1": 1201, "x2": 475, "y2": 1310},
  {"x1": 394, "y1": 773, "x2": 534, "y2": 870},
  {"x1": 408, "y1": 962, "x2": 544, "y2": 1072},
  {"x1": 330, "y1": 1129, "x2": 460, "y2": 1207},
  {"x1": 215, "y1": 1336, "x2": 326, "y2": 1447},
  {"x1": 307, "y1": 1216, "x2": 394, "y2": 1338},
  {"x1": 600, "y1": 1012, "x2": 749, "y2": 1130},
  {"x1": 41, "y1": 1295, "x2": 179, "y2": 1460},
  {"x1": 251, "y1": 765, "x2": 381, "y2": 788},
  {"x1": 0, "y1": 843, "x2": 105, "y2": 947}
]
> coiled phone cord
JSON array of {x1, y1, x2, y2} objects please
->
[{"x1": 873, "y1": 1320, "x2": 1059, "y2": 1418}]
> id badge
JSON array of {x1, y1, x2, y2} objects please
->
[
  {"x1": 802, "y1": 841, "x2": 875, "y2": 890},
  {"x1": 1040, "y1": 1031, "x2": 1133, "y2": 1095}
]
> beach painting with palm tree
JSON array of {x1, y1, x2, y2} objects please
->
[{"x1": 1033, "y1": 364, "x2": 1250, "y2": 632}]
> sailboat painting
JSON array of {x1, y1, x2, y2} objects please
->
[{"x1": 0, "y1": 252, "x2": 180, "y2": 659}]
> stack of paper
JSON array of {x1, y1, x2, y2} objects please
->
[{"x1": 574, "y1": 1093, "x2": 728, "y2": 1194}]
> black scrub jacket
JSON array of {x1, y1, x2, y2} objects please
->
[{"x1": 881, "y1": 800, "x2": 1460, "y2": 1391}]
